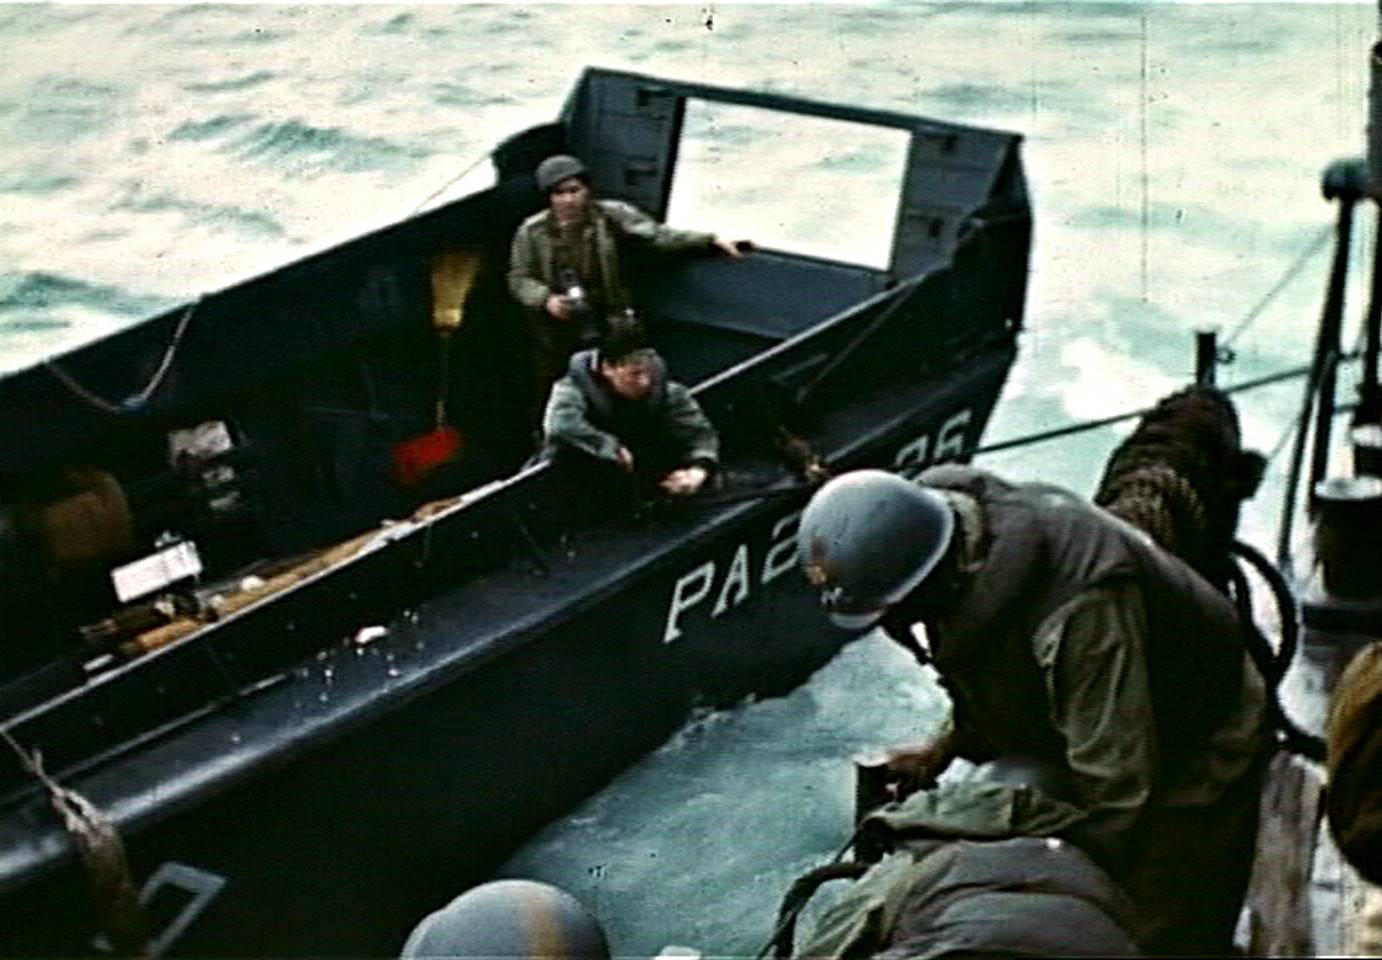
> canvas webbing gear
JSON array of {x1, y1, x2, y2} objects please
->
[
  {"x1": 1, "y1": 728, "x2": 149, "y2": 958},
  {"x1": 754, "y1": 827, "x2": 866, "y2": 960}
]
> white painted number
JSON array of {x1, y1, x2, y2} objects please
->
[
  {"x1": 662, "y1": 510, "x2": 802, "y2": 644},
  {"x1": 893, "y1": 408, "x2": 973, "y2": 478}
]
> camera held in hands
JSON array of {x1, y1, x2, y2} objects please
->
[{"x1": 557, "y1": 268, "x2": 591, "y2": 321}]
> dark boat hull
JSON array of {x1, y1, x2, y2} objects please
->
[{"x1": 2, "y1": 349, "x2": 1012, "y2": 957}]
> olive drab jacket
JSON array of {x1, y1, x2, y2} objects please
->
[
  {"x1": 913, "y1": 465, "x2": 1267, "y2": 870},
  {"x1": 507, "y1": 199, "x2": 715, "y2": 319},
  {"x1": 541, "y1": 348, "x2": 719, "y2": 478}
]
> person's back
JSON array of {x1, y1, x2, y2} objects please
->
[{"x1": 795, "y1": 465, "x2": 1267, "y2": 955}]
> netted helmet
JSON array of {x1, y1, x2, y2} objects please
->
[
  {"x1": 798, "y1": 469, "x2": 954, "y2": 630},
  {"x1": 535, "y1": 154, "x2": 588, "y2": 193},
  {"x1": 400, "y1": 879, "x2": 610, "y2": 959}
]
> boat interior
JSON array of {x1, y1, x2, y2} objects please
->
[{"x1": 0, "y1": 70, "x2": 1028, "y2": 732}]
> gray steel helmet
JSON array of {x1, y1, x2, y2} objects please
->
[
  {"x1": 535, "y1": 154, "x2": 588, "y2": 193},
  {"x1": 798, "y1": 469, "x2": 954, "y2": 631},
  {"x1": 400, "y1": 879, "x2": 610, "y2": 959}
]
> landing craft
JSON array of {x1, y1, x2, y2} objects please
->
[{"x1": 0, "y1": 69, "x2": 1030, "y2": 955}]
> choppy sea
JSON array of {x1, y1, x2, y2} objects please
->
[{"x1": 2, "y1": 3, "x2": 1376, "y2": 956}]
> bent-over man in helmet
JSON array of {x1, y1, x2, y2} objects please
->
[
  {"x1": 508, "y1": 154, "x2": 749, "y2": 394},
  {"x1": 796, "y1": 465, "x2": 1268, "y2": 957}
]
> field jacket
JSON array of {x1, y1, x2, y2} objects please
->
[
  {"x1": 914, "y1": 465, "x2": 1268, "y2": 871},
  {"x1": 508, "y1": 199, "x2": 715, "y2": 318}
]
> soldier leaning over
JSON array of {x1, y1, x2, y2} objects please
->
[{"x1": 796, "y1": 466, "x2": 1269, "y2": 957}]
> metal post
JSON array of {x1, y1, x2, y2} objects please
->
[
  {"x1": 1358, "y1": 206, "x2": 1382, "y2": 424},
  {"x1": 1360, "y1": 40, "x2": 1382, "y2": 422},
  {"x1": 1278, "y1": 160, "x2": 1364, "y2": 572},
  {"x1": 1195, "y1": 330, "x2": 1218, "y2": 387},
  {"x1": 1368, "y1": 41, "x2": 1382, "y2": 196},
  {"x1": 1311, "y1": 163, "x2": 1364, "y2": 497}
]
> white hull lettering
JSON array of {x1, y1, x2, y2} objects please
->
[
  {"x1": 711, "y1": 543, "x2": 751, "y2": 616},
  {"x1": 761, "y1": 511, "x2": 802, "y2": 585},
  {"x1": 894, "y1": 407, "x2": 974, "y2": 478},
  {"x1": 663, "y1": 561, "x2": 715, "y2": 643},
  {"x1": 93, "y1": 862, "x2": 226, "y2": 958},
  {"x1": 663, "y1": 509, "x2": 803, "y2": 644}
]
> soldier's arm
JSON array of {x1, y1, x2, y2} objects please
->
[
  {"x1": 1036, "y1": 580, "x2": 1156, "y2": 875},
  {"x1": 508, "y1": 224, "x2": 551, "y2": 310},
  {"x1": 600, "y1": 200, "x2": 717, "y2": 253},
  {"x1": 542, "y1": 380, "x2": 623, "y2": 464},
  {"x1": 662, "y1": 383, "x2": 720, "y2": 469}
]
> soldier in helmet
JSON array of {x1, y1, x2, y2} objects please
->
[
  {"x1": 796, "y1": 465, "x2": 1269, "y2": 957},
  {"x1": 401, "y1": 879, "x2": 610, "y2": 958},
  {"x1": 508, "y1": 153, "x2": 749, "y2": 393}
]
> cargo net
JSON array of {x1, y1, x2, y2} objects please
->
[{"x1": 1094, "y1": 386, "x2": 1265, "y2": 592}]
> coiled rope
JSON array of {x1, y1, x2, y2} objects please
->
[{"x1": 1228, "y1": 539, "x2": 1325, "y2": 761}]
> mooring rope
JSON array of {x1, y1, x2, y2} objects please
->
[
  {"x1": 1, "y1": 727, "x2": 149, "y2": 957},
  {"x1": 43, "y1": 298, "x2": 200, "y2": 416},
  {"x1": 409, "y1": 150, "x2": 495, "y2": 216},
  {"x1": 975, "y1": 359, "x2": 1347, "y2": 457},
  {"x1": 1223, "y1": 225, "x2": 1335, "y2": 350}
]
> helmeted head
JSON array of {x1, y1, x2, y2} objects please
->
[
  {"x1": 536, "y1": 154, "x2": 588, "y2": 193},
  {"x1": 797, "y1": 469, "x2": 955, "y2": 631},
  {"x1": 537, "y1": 155, "x2": 592, "y2": 226},
  {"x1": 400, "y1": 879, "x2": 610, "y2": 959}
]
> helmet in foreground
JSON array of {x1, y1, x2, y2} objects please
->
[
  {"x1": 797, "y1": 469, "x2": 954, "y2": 630},
  {"x1": 535, "y1": 154, "x2": 588, "y2": 193},
  {"x1": 401, "y1": 879, "x2": 610, "y2": 959}
]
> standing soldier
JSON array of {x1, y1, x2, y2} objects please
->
[
  {"x1": 796, "y1": 465, "x2": 1269, "y2": 956},
  {"x1": 508, "y1": 154, "x2": 747, "y2": 394}
]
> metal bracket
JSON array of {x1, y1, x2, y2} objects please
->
[{"x1": 94, "y1": 861, "x2": 227, "y2": 958}]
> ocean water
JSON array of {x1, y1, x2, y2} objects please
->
[{"x1": 1, "y1": 3, "x2": 1376, "y2": 956}]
